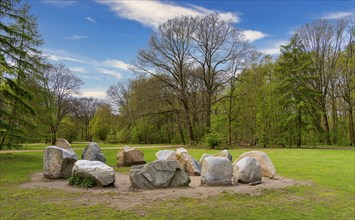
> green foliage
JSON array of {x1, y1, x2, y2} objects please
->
[
  {"x1": 68, "y1": 176, "x2": 95, "y2": 188},
  {"x1": 203, "y1": 132, "x2": 223, "y2": 149}
]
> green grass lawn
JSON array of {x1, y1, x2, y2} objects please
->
[{"x1": 0, "y1": 148, "x2": 354, "y2": 219}]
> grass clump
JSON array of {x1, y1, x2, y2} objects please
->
[{"x1": 68, "y1": 176, "x2": 95, "y2": 188}]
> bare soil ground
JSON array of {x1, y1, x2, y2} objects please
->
[{"x1": 21, "y1": 172, "x2": 312, "y2": 210}]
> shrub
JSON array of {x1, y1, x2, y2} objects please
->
[
  {"x1": 203, "y1": 132, "x2": 223, "y2": 149},
  {"x1": 68, "y1": 176, "x2": 95, "y2": 188}
]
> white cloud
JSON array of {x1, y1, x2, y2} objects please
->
[
  {"x1": 63, "y1": 34, "x2": 89, "y2": 40},
  {"x1": 80, "y1": 88, "x2": 107, "y2": 99},
  {"x1": 96, "y1": 0, "x2": 239, "y2": 29},
  {"x1": 85, "y1": 17, "x2": 96, "y2": 23},
  {"x1": 260, "y1": 40, "x2": 288, "y2": 55},
  {"x1": 243, "y1": 30, "x2": 268, "y2": 42},
  {"x1": 322, "y1": 11, "x2": 353, "y2": 19},
  {"x1": 70, "y1": 67, "x2": 86, "y2": 73},
  {"x1": 47, "y1": 54, "x2": 81, "y2": 62},
  {"x1": 104, "y1": 59, "x2": 131, "y2": 71},
  {"x1": 97, "y1": 68, "x2": 123, "y2": 80}
]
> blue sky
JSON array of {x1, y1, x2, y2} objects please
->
[{"x1": 25, "y1": 0, "x2": 354, "y2": 98}]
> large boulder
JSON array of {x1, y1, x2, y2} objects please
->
[
  {"x1": 82, "y1": 142, "x2": 106, "y2": 163},
  {"x1": 129, "y1": 160, "x2": 191, "y2": 189},
  {"x1": 156, "y1": 150, "x2": 177, "y2": 160},
  {"x1": 201, "y1": 157, "x2": 233, "y2": 186},
  {"x1": 232, "y1": 157, "x2": 262, "y2": 184},
  {"x1": 199, "y1": 150, "x2": 232, "y2": 167},
  {"x1": 234, "y1": 151, "x2": 276, "y2": 178},
  {"x1": 199, "y1": 154, "x2": 212, "y2": 167},
  {"x1": 175, "y1": 147, "x2": 201, "y2": 176},
  {"x1": 117, "y1": 146, "x2": 146, "y2": 167},
  {"x1": 213, "y1": 149, "x2": 233, "y2": 161},
  {"x1": 43, "y1": 146, "x2": 78, "y2": 179},
  {"x1": 55, "y1": 138, "x2": 72, "y2": 150},
  {"x1": 72, "y1": 160, "x2": 115, "y2": 186}
]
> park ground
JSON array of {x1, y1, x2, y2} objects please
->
[{"x1": 0, "y1": 143, "x2": 354, "y2": 219}]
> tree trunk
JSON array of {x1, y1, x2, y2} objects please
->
[
  {"x1": 297, "y1": 108, "x2": 302, "y2": 148},
  {"x1": 349, "y1": 108, "x2": 354, "y2": 146},
  {"x1": 51, "y1": 127, "x2": 57, "y2": 145},
  {"x1": 228, "y1": 93, "x2": 233, "y2": 146},
  {"x1": 331, "y1": 93, "x2": 338, "y2": 144},
  {"x1": 205, "y1": 92, "x2": 212, "y2": 131},
  {"x1": 178, "y1": 115, "x2": 186, "y2": 145},
  {"x1": 322, "y1": 111, "x2": 331, "y2": 145},
  {"x1": 181, "y1": 99, "x2": 194, "y2": 145}
]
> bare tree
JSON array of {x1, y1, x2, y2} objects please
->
[
  {"x1": 132, "y1": 16, "x2": 196, "y2": 144},
  {"x1": 70, "y1": 97, "x2": 100, "y2": 141},
  {"x1": 190, "y1": 13, "x2": 246, "y2": 130},
  {"x1": 40, "y1": 63, "x2": 83, "y2": 144}
]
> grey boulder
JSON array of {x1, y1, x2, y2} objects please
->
[
  {"x1": 82, "y1": 142, "x2": 106, "y2": 163},
  {"x1": 72, "y1": 160, "x2": 115, "y2": 186},
  {"x1": 129, "y1": 160, "x2": 191, "y2": 189},
  {"x1": 43, "y1": 146, "x2": 78, "y2": 179},
  {"x1": 199, "y1": 154, "x2": 212, "y2": 167},
  {"x1": 201, "y1": 157, "x2": 233, "y2": 186},
  {"x1": 232, "y1": 157, "x2": 262, "y2": 184},
  {"x1": 156, "y1": 150, "x2": 177, "y2": 160}
]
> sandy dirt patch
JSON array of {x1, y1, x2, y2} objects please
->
[{"x1": 21, "y1": 172, "x2": 312, "y2": 210}]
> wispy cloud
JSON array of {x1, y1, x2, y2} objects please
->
[
  {"x1": 260, "y1": 40, "x2": 288, "y2": 55},
  {"x1": 70, "y1": 67, "x2": 86, "y2": 73},
  {"x1": 104, "y1": 59, "x2": 131, "y2": 71},
  {"x1": 63, "y1": 34, "x2": 89, "y2": 40},
  {"x1": 97, "y1": 68, "x2": 123, "y2": 80},
  {"x1": 85, "y1": 16, "x2": 96, "y2": 23},
  {"x1": 80, "y1": 88, "x2": 107, "y2": 99},
  {"x1": 46, "y1": 54, "x2": 81, "y2": 62},
  {"x1": 44, "y1": 49, "x2": 131, "y2": 81},
  {"x1": 96, "y1": 0, "x2": 239, "y2": 29},
  {"x1": 243, "y1": 30, "x2": 268, "y2": 42},
  {"x1": 322, "y1": 11, "x2": 353, "y2": 19},
  {"x1": 42, "y1": 0, "x2": 76, "y2": 7}
]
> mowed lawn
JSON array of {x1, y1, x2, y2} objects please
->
[{"x1": 0, "y1": 147, "x2": 354, "y2": 219}]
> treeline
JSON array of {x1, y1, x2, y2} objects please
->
[
  {"x1": 99, "y1": 14, "x2": 354, "y2": 147},
  {"x1": 1, "y1": 1, "x2": 354, "y2": 149}
]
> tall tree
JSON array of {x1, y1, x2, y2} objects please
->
[
  {"x1": 191, "y1": 13, "x2": 244, "y2": 131},
  {"x1": 0, "y1": 1, "x2": 43, "y2": 149},
  {"x1": 132, "y1": 16, "x2": 196, "y2": 144},
  {"x1": 39, "y1": 64, "x2": 82, "y2": 144},
  {"x1": 276, "y1": 35, "x2": 317, "y2": 148},
  {"x1": 296, "y1": 19, "x2": 347, "y2": 144}
]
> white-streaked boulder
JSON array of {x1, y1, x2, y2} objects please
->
[
  {"x1": 72, "y1": 160, "x2": 115, "y2": 186},
  {"x1": 156, "y1": 150, "x2": 177, "y2": 160}
]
